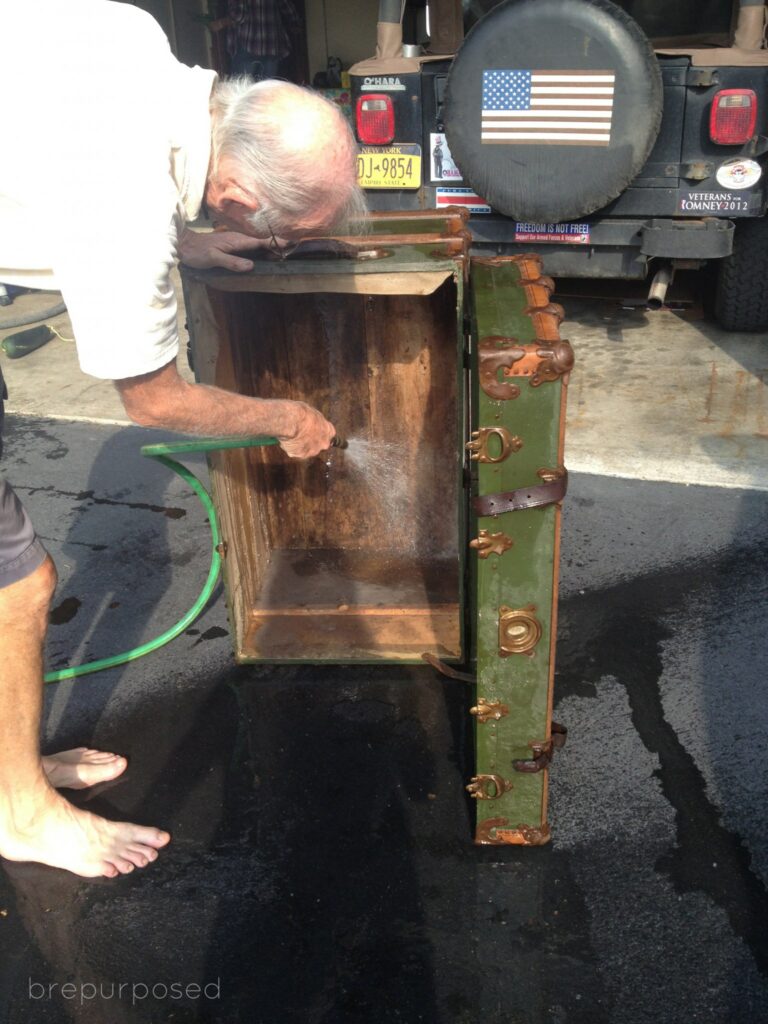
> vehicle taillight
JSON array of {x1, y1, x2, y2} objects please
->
[
  {"x1": 356, "y1": 94, "x2": 395, "y2": 145},
  {"x1": 710, "y1": 89, "x2": 757, "y2": 144}
]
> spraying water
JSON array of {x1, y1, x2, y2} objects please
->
[
  {"x1": 342, "y1": 436, "x2": 407, "y2": 470},
  {"x1": 328, "y1": 436, "x2": 417, "y2": 548}
]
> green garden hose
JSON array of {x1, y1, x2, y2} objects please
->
[{"x1": 43, "y1": 435, "x2": 279, "y2": 684}]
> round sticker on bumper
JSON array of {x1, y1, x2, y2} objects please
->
[{"x1": 716, "y1": 158, "x2": 762, "y2": 190}]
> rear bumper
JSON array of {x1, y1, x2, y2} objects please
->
[
  {"x1": 362, "y1": 190, "x2": 743, "y2": 278},
  {"x1": 467, "y1": 215, "x2": 736, "y2": 279}
]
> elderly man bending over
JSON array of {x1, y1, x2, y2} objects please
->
[{"x1": 0, "y1": 0, "x2": 365, "y2": 878}]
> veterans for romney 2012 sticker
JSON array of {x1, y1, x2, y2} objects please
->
[
  {"x1": 678, "y1": 190, "x2": 760, "y2": 213},
  {"x1": 715, "y1": 157, "x2": 762, "y2": 190}
]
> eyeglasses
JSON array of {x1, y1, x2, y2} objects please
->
[{"x1": 266, "y1": 221, "x2": 299, "y2": 261}]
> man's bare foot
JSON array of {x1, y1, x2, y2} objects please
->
[
  {"x1": 0, "y1": 785, "x2": 170, "y2": 878},
  {"x1": 42, "y1": 747, "x2": 128, "y2": 790}
]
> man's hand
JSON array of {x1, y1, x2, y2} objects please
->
[
  {"x1": 278, "y1": 401, "x2": 336, "y2": 459},
  {"x1": 178, "y1": 228, "x2": 263, "y2": 272},
  {"x1": 115, "y1": 360, "x2": 336, "y2": 459}
]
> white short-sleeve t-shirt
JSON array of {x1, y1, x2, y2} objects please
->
[{"x1": 0, "y1": 0, "x2": 216, "y2": 379}]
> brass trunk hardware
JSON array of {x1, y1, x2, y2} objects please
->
[
  {"x1": 530, "y1": 339, "x2": 575, "y2": 387},
  {"x1": 475, "y1": 817, "x2": 513, "y2": 844},
  {"x1": 478, "y1": 336, "x2": 524, "y2": 400},
  {"x1": 517, "y1": 281, "x2": 556, "y2": 315},
  {"x1": 480, "y1": 335, "x2": 572, "y2": 387},
  {"x1": 495, "y1": 823, "x2": 552, "y2": 846},
  {"x1": 512, "y1": 722, "x2": 568, "y2": 774},
  {"x1": 466, "y1": 774, "x2": 514, "y2": 800},
  {"x1": 470, "y1": 697, "x2": 510, "y2": 724},
  {"x1": 527, "y1": 304, "x2": 567, "y2": 344},
  {"x1": 469, "y1": 529, "x2": 514, "y2": 559},
  {"x1": 472, "y1": 254, "x2": 543, "y2": 278},
  {"x1": 522, "y1": 299, "x2": 564, "y2": 324},
  {"x1": 429, "y1": 230, "x2": 472, "y2": 280},
  {"x1": 513, "y1": 254, "x2": 544, "y2": 278},
  {"x1": 440, "y1": 211, "x2": 469, "y2": 235},
  {"x1": 516, "y1": 273, "x2": 555, "y2": 294},
  {"x1": 466, "y1": 426, "x2": 522, "y2": 463},
  {"x1": 537, "y1": 466, "x2": 567, "y2": 484},
  {"x1": 499, "y1": 605, "x2": 543, "y2": 657},
  {"x1": 474, "y1": 818, "x2": 552, "y2": 846}
]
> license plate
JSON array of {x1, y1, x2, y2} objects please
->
[{"x1": 357, "y1": 144, "x2": 421, "y2": 189}]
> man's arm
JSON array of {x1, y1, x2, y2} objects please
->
[{"x1": 115, "y1": 359, "x2": 335, "y2": 459}]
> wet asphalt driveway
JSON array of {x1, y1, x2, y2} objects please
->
[{"x1": 0, "y1": 413, "x2": 766, "y2": 1024}]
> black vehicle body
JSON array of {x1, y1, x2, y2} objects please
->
[{"x1": 350, "y1": 0, "x2": 768, "y2": 329}]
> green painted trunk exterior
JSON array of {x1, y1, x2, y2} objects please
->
[{"x1": 468, "y1": 259, "x2": 567, "y2": 845}]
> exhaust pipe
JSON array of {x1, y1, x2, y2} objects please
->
[{"x1": 647, "y1": 264, "x2": 673, "y2": 310}]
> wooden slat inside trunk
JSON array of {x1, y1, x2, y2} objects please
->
[{"x1": 192, "y1": 278, "x2": 462, "y2": 663}]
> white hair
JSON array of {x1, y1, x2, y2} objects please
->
[{"x1": 210, "y1": 77, "x2": 367, "y2": 236}]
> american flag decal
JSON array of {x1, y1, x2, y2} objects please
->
[{"x1": 481, "y1": 69, "x2": 615, "y2": 146}]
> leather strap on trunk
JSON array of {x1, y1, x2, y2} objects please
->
[{"x1": 473, "y1": 470, "x2": 568, "y2": 517}]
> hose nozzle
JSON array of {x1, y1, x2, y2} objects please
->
[{"x1": 330, "y1": 435, "x2": 349, "y2": 450}]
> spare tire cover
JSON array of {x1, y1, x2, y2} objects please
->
[{"x1": 444, "y1": 0, "x2": 663, "y2": 222}]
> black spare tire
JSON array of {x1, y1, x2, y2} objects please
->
[{"x1": 444, "y1": 0, "x2": 663, "y2": 222}]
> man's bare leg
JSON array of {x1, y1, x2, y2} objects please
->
[{"x1": 0, "y1": 557, "x2": 170, "y2": 877}]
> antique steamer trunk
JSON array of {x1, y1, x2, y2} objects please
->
[{"x1": 182, "y1": 210, "x2": 572, "y2": 844}]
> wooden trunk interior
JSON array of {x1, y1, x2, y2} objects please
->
[{"x1": 192, "y1": 276, "x2": 462, "y2": 662}]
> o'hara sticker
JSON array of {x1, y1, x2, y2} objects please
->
[
  {"x1": 361, "y1": 76, "x2": 406, "y2": 91},
  {"x1": 678, "y1": 190, "x2": 760, "y2": 214}
]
